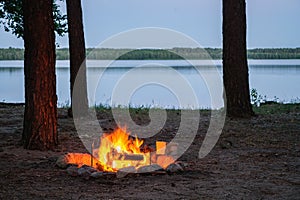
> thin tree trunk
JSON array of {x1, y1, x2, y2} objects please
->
[
  {"x1": 22, "y1": 0, "x2": 58, "y2": 150},
  {"x1": 222, "y1": 0, "x2": 254, "y2": 118},
  {"x1": 66, "y1": 0, "x2": 88, "y2": 117}
]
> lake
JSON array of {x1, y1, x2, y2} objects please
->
[{"x1": 0, "y1": 60, "x2": 299, "y2": 109}]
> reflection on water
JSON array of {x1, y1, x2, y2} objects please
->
[
  {"x1": 0, "y1": 67, "x2": 23, "y2": 74},
  {"x1": 0, "y1": 60, "x2": 299, "y2": 108}
]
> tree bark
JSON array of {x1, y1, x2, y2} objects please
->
[
  {"x1": 222, "y1": 0, "x2": 254, "y2": 118},
  {"x1": 22, "y1": 0, "x2": 58, "y2": 150},
  {"x1": 66, "y1": 0, "x2": 89, "y2": 117}
]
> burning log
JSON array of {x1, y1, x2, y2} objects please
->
[
  {"x1": 56, "y1": 153, "x2": 94, "y2": 168},
  {"x1": 56, "y1": 127, "x2": 185, "y2": 178},
  {"x1": 156, "y1": 141, "x2": 178, "y2": 156},
  {"x1": 156, "y1": 155, "x2": 175, "y2": 169},
  {"x1": 110, "y1": 152, "x2": 151, "y2": 169},
  {"x1": 123, "y1": 154, "x2": 144, "y2": 161},
  {"x1": 58, "y1": 152, "x2": 187, "y2": 179},
  {"x1": 110, "y1": 149, "x2": 144, "y2": 161},
  {"x1": 156, "y1": 141, "x2": 166, "y2": 154}
]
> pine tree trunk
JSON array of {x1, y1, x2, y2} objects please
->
[
  {"x1": 66, "y1": 0, "x2": 89, "y2": 117},
  {"x1": 22, "y1": 0, "x2": 58, "y2": 150},
  {"x1": 222, "y1": 0, "x2": 254, "y2": 118}
]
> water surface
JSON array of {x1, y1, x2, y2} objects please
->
[{"x1": 0, "y1": 60, "x2": 299, "y2": 109}]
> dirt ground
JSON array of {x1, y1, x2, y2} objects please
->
[{"x1": 0, "y1": 103, "x2": 299, "y2": 199}]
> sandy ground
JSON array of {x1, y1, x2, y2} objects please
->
[{"x1": 0, "y1": 103, "x2": 299, "y2": 199}]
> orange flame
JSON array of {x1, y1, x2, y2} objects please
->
[
  {"x1": 64, "y1": 127, "x2": 176, "y2": 172},
  {"x1": 97, "y1": 128, "x2": 149, "y2": 171}
]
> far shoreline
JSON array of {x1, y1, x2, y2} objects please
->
[{"x1": 0, "y1": 47, "x2": 300, "y2": 60}]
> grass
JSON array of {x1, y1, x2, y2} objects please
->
[
  {"x1": 253, "y1": 103, "x2": 300, "y2": 115},
  {"x1": 59, "y1": 100, "x2": 300, "y2": 116},
  {"x1": 92, "y1": 102, "x2": 300, "y2": 116}
]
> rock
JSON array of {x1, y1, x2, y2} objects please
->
[
  {"x1": 80, "y1": 165, "x2": 98, "y2": 173},
  {"x1": 66, "y1": 165, "x2": 79, "y2": 176},
  {"x1": 78, "y1": 168, "x2": 91, "y2": 179},
  {"x1": 166, "y1": 163, "x2": 183, "y2": 174},
  {"x1": 102, "y1": 172, "x2": 116, "y2": 178},
  {"x1": 220, "y1": 140, "x2": 233, "y2": 149},
  {"x1": 103, "y1": 172, "x2": 116, "y2": 175},
  {"x1": 137, "y1": 164, "x2": 164, "y2": 174},
  {"x1": 175, "y1": 161, "x2": 188, "y2": 169},
  {"x1": 150, "y1": 170, "x2": 167, "y2": 175},
  {"x1": 90, "y1": 172, "x2": 104, "y2": 178},
  {"x1": 116, "y1": 166, "x2": 136, "y2": 178},
  {"x1": 56, "y1": 154, "x2": 69, "y2": 169},
  {"x1": 119, "y1": 166, "x2": 136, "y2": 173}
]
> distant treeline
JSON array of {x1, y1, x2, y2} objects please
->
[{"x1": 1, "y1": 47, "x2": 300, "y2": 60}]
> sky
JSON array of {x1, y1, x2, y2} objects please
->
[{"x1": 0, "y1": 0, "x2": 299, "y2": 49}]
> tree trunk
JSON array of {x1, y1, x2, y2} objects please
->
[
  {"x1": 66, "y1": 0, "x2": 88, "y2": 117},
  {"x1": 22, "y1": 0, "x2": 58, "y2": 150},
  {"x1": 222, "y1": 0, "x2": 254, "y2": 118}
]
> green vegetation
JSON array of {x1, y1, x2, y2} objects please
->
[
  {"x1": 0, "y1": 47, "x2": 24, "y2": 60},
  {"x1": 250, "y1": 88, "x2": 300, "y2": 114},
  {"x1": 0, "y1": 47, "x2": 300, "y2": 60},
  {"x1": 91, "y1": 102, "x2": 300, "y2": 116},
  {"x1": 0, "y1": 0, "x2": 67, "y2": 38},
  {"x1": 252, "y1": 103, "x2": 300, "y2": 115},
  {"x1": 247, "y1": 48, "x2": 300, "y2": 59}
]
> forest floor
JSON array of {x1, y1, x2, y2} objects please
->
[{"x1": 0, "y1": 103, "x2": 299, "y2": 199}]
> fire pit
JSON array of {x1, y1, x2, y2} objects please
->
[{"x1": 56, "y1": 128, "x2": 186, "y2": 178}]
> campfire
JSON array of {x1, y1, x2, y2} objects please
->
[{"x1": 57, "y1": 127, "x2": 185, "y2": 177}]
